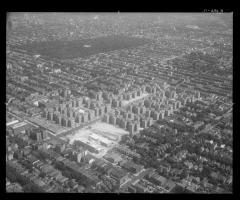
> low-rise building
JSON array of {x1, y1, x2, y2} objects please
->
[
  {"x1": 107, "y1": 167, "x2": 129, "y2": 185},
  {"x1": 120, "y1": 160, "x2": 144, "y2": 174}
]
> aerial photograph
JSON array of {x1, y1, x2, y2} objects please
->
[{"x1": 6, "y1": 12, "x2": 232, "y2": 193}]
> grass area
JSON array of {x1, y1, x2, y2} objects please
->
[{"x1": 17, "y1": 35, "x2": 152, "y2": 59}]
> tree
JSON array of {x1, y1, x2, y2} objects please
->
[
  {"x1": 39, "y1": 172, "x2": 45, "y2": 178},
  {"x1": 6, "y1": 168, "x2": 17, "y2": 182},
  {"x1": 171, "y1": 185, "x2": 186, "y2": 193},
  {"x1": 16, "y1": 174, "x2": 28, "y2": 186},
  {"x1": 62, "y1": 170, "x2": 73, "y2": 179},
  {"x1": 6, "y1": 163, "x2": 28, "y2": 185},
  {"x1": 39, "y1": 151, "x2": 49, "y2": 160},
  {"x1": 23, "y1": 183, "x2": 44, "y2": 193},
  {"x1": 201, "y1": 166, "x2": 211, "y2": 177}
]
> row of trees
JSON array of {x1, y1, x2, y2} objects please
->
[
  {"x1": 53, "y1": 160, "x2": 93, "y2": 187},
  {"x1": 32, "y1": 150, "x2": 50, "y2": 161},
  {"x1": 185, "y1": 140, "x2": 232, "y2": 167},
  {"x1": 6, "y1": 163, "x2": 44, "y2": 192},
  {"x1": 8, "y1": 136, "x2": 27, "y2": 149}
]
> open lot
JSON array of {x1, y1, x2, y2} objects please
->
[{"x1": 63, "y1": 122, "x2": 129, "y2": 157}]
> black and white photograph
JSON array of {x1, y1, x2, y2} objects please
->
[{"x1": 6, "y1": 12, "x2": 233, "y2": 193}]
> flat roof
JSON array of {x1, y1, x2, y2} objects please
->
[
  {"x1": 89, "y1": 133, "x2": 112, "y2": 144},
  {"x1": 28, "y1": 116, "x2": 70, "y2": 135},
  {"x1": 11, "y1": 121, "x2": 28, "y2": 129},
  {"x1": 6, "y1": 120, "x2": 19, "y2": 127},
  {"x1": 79, "y1": 138, "x2": 103, "y2": 151}
]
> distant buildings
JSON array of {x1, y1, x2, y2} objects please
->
[{"x1": 6, "y1": 13, "x2": 232, "y2": 194}]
